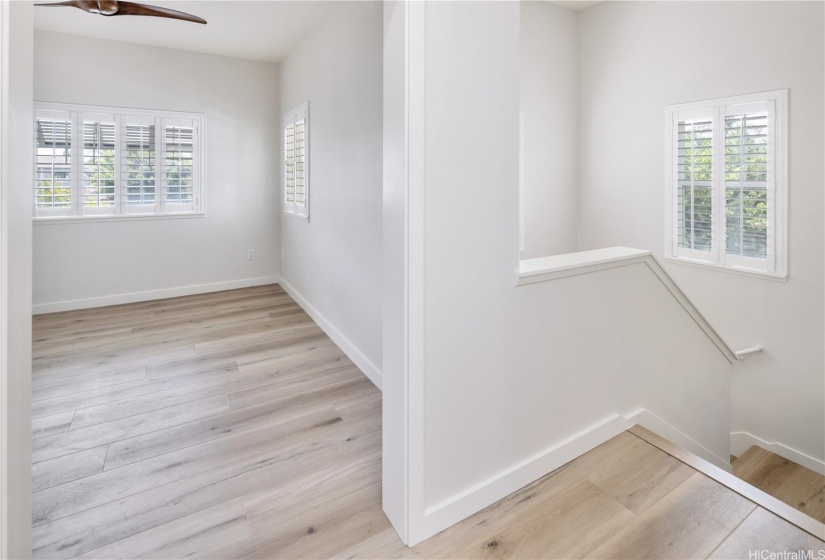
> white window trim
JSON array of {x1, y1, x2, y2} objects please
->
[
  {"x1": 33, "y1": 101, "x2": 206, "y2": 223},
  {"x1": 664, "y1": 89, "x2": 788, "y2": 280},
  {"x1": 283, "y1": 102, "x2": 310, "y2": 222}
]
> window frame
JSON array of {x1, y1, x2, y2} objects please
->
[
  {"x1": 664, "y1": 90, "x2": 788, "y2": 281},
  {"x1": 33, "y1": 102, "x2": 205, "y2": 223},
  {"x1": 283, "y1": 102, "x2": 310, "y2": 222}
]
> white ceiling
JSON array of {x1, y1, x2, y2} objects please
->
[{"x1": 33, "y1": 1, "x2": 342, "y2": 63}]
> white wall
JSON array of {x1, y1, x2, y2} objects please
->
[
  {"x1": 578, "y1": 1, "x2": 825, "y2": 465},
  {"x1": 32, "y1": 31, "x2": 280, "y2": 311},
  {"x1": 278, "y1": 2, "x2": 383, "y2": 384},
  {"x1": 1, "y1": 1, "x2": 33, "y2": 556},
  {"x1": 385, "y1": 0, "x2": 733, "y2": 545},
  {"x1": 519, "y1": 1, "x2": 578, "y2": 258}
]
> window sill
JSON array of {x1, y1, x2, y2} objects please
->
[
  {"x1": 283, "y1": 211, "x2": 310, "y2": 223},
  {"x1": 662, "y1": 255, "x2": 788, "y2": 283},
  {"x1": 33, "y1": 213, "x2": 206, "y2": 226},
  {"x1": 516, "y1": 247, "x2": 651, "y2": 286}
]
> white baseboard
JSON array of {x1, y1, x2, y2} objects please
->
[
  {"x1": 279, "y1": 278, "x2": 382, "y2": 391},
  {"x1": 418, "y1": 408, "x2": 729, "y2": 543},
  {"x1": 629, "y1": 409, "x2": 731, "y2": 471},
  {"x1": 32, "y1": 276, "x2": 280, "y2": 314},
  {"x1": 731, "y1": 431, "x2": 825, "y2": 475},
  {"x1": 421, "y1": 413, "x2": 633, "y2": 541}
]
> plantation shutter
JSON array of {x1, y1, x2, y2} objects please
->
[
  {"x1": 722, "y1": 100, "x2": 775, "y2": 272},
  {"x1": 81, "y1": 112, "x2": 117, "y2": 216},
  {"x1": 121, "y1": 115, "x2": 159, "y2": 214},
  {"x1": 284, "y1": 103, "x2": 309, "y2": 219},
  {"x1": 666, "y1": 90, "x2": 786, "y2": 278},
  {"x1": 163, "y1": 117, "x2": 200, "y2": 213},
  {"x1": 35, "y1": 109, "x2": 74, "y2": 217},
  {"x1": 672, "y1": 108, "x2": 715, "y2": 262}
]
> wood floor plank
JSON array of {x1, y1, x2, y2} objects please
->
[
  {"x1": 732, "y1": 445, "x2": 771, "y2": 478},
  {"x1": 226, "y1": 361, "x2": 362, "y2": 410},
  {"x1": 31, "y1": 446, "x2": 108, "y2": 492},
  {"x1": 584, "y1": 433, "x2": 695, "y2": 515},
  {"x1": 738, "y1": 451, "x2": 825, "y2": 523},
  {"x1": 32, "y1": 366, "x2": 147, "y2": 402},
  {"x1": 33, "y1": 361, "x2": 237, "y2": 422},
  {"x1": 481, "y1": 480, "x2": 636, "y2": 559},
  {"x1": 32, "y1": 407, "x2": 344, "y2": 526},
  {"x1": 59, "y1": 344, "x2": 195, "y2": 374},
  {"x1": 586, "y1": 473, "x2": 756, "y2": 559},
  {"x1": 104, "y1": 375, "x2": 373, "y2": 470},
  {"x1": 708, "y1": 507, "x2": 825, "y2": 559},
  {"x1": 32, "y1": 394, "x2": 230, "y2": 464},
  {"x1": 31, "y1": 411, "x2": 75, "y2": 440},
  {"x1": 32, "y1": 415, "x2": 380, "y2": 558},
  {"x1": 75, "y1": 498, "x2": 251, "y2": 560}
]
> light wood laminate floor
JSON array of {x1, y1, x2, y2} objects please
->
[
  {"x1": 733, "y1": 446, "x2": 825, "y2": 523},
  {"x1": 32, "y1": 285, "x2": 824, "y2": 559}
]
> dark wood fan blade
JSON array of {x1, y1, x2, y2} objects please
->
[
  {"x1": 96, "y1": 0, "x2": 119, "y2": 15},
  {"x1": 110, "y1": 1, "x2": 207, "y2": 24}
]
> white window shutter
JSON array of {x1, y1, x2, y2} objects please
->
[
  {"x1": 284, "y1": 102, "x2": 309, "y2": 220},
  {"x1": 34, "y1": 109, "x2": 74, "y2": 217},
  {"x1": 665, "y1": 90, "x2": 787, "y2": 279},
  {"x1": 80, "y1": 112, "x2": 117, "y2": 216},
  {"x1": 672, "y1": 108, "x2": 715, "y2": 263},
  {"x1": 121, "y1": 115, "x2": 158, "y2": 214},
  {"x1": 722, "y1": 100, "x2": 773, "y2": 272},
  {"x1": 163, "y1": 117, "x2": 199, "y2": 213}
]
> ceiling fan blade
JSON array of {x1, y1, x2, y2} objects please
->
[{"x1": 110, "y1": 1, "x2": 207, "y2": 24}]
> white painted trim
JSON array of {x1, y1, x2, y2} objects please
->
[
  {"x1": 731, "y1": 431, "x2": 825, "y2": 476},
  {"x1": 662, "y1": 254, "x2": 789, "y2": 283},
  {"x1": 516, "y1": 247, "x2": 739, "y2": 364},
  {"x1": 0, "y1": 1, "x2": 6, "y2": 553},
  {"x1": 418, "y1": 407, "x2": 728, "y2": 543},
  {"x1": 33, "y1": 213, "x2": 205, "y2": 226},
  {"x1": 405, "y1": 0, "x2": 428, "y2": 547},
  {"x1": 643, "y1": 254, "x2": 739, "y2": 364},
  {"x1": 516, "y1": 246, "x2": 650, "y2": 285},
  {"x1": 32, "y1": 276, "x2": 279, "y2": 314},
  {"x1": 421, "y1": 413, "x2": 633, "y2": 541},
  {"x1": 278, "y1": 277, "x2": 382, "y2": 391},
  {"x1": 630, "y1": 409, "x2": 731, "y2": 471}
]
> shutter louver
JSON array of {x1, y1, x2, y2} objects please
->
[{"x1": 35, "y1": 113, "x2": 73, "y2": 213}]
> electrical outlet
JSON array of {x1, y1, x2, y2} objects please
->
[{"x1": 247, "y1": 249, "x2": 255, "y2": 260}]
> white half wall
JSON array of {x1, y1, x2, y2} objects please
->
[
  {"x1": 385, "y1": 1, "x2": 733, "y2": 545},
  {"x1": 519, "y1": 1, "x2": 579, "y2": 258},
  {"x1": 1, "y1": 2, "x2": 34, "y2": 556},
  {"x1": 278, "y1": 2, "x2": 383, "y2": 382},
  {"x1": 577, "y1": 1, "x2": 825, "y2": 465},
  {"x1": 32, "y1": 31, "x2": 281, "y2": 312}
]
